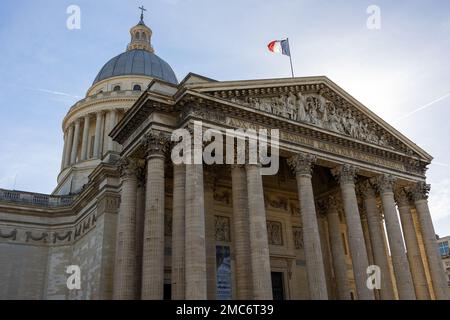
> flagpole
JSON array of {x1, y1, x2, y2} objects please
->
[{"x1": 287, "y1": 38, "x2": 294, "y2": 78}]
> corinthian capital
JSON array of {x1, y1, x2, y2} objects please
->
[
  {"x1": 143, "y1": 130, "x2": 170, "y2": 157},
  {"x1": 394, "y1": 188, "x2": 411, "y2": 207},
  {"x1": 328, "y1": 195, "x2": 339, "y2": 211},
  {"x1": 287, "y1": 153, "x2": 316, "y2": 176},
  {"x1": 408, "y1": 181, "x2": 431, "y2": 201},
  {"x1": 357, "y1": 179, "x2": 377, "y2": 199},
  {"x1": 331, "y1": 164, "x2": 358, "y2": 185},
  {"x1": 118, "y1": 158, "x2": 139, "y2": 179},
  {"x1": 373, "y1": 174, "x2": 397, "y2": 194}
]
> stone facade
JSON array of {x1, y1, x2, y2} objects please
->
[{"x1": 0, "y1": 17, "x2": 449, "y2": 301}]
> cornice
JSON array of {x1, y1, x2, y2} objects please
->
[
  {"x1": 179, "y1": 92, "x2": 428, "y2": 177},
  {"x1": 62, "y1": 93, "x2": 140, "y2": 130},
  {"x1": 186, "y1": 76, "x2": 432, "y2": 161}
]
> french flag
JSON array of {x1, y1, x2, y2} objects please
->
[{"x1": 267, "y1": 39, "x2": 291, "y2": 56}]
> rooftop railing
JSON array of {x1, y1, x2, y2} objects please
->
[{"x1": 0, "y1": 189, "x2": 74, "y2": 208}]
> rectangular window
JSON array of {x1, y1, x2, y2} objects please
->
[{"x1": 439, "y1": 241, "x2": 449, "y2": 256}]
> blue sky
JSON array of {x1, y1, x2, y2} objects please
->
[{"x1": 0, "y1": 0, "x2": 449, "y2": 235}]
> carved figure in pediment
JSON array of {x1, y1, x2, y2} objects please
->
[
  {"x1": 306, "y1": 96, "x2": 320, "y2": 124},
  {"x1": 379, "y1": 133, "x2": 389, "y2": 146},
  {"x1": 224, "y1": 90, "x2": 400, "y2": 150},
  {"x1": 327, "y1": 103, "x2": 342, "y2": 133},
  {"x1": 260, "y1": 99, "x2": 272, "y2": 113},
  {"x1": 349, "y1": 115, "x2": 359, "y2": 139},
  {"x1": 296, "y1": 92, "x2": 307, "y2": 122},
  {"x1": 279, "y1": 95, "x2": 289, "y2": 118},
  {"x1": 271, "y1": 97, "x2": 281, "y2": 116},
  {"x1": 358, "y1": 121, "x2": 370, "y2": 140},
  {"x1": 286, "y1": 92, "x2": 297, "y2": 120},
  {"x1": 367, "y1": 128, "x2": 379, "y2": 144},
  {"x1": 342, "y1": 109, "x2": 354, "y2": 135},
  {"x1": 315, "y1": 96, "x2": 328, "y2": 127}
]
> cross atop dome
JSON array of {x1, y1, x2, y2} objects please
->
[
  {"x1": 127, "y1": 7, "x2": 154, "y2": 53},
  {"x1": 139, "y1": 5, "x2": 147, "y2": 23}
]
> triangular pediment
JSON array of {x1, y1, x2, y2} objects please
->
[{"x1": 185, "y1": 76, "x2": 431, "y2": 162}]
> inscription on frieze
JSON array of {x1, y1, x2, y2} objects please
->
[{"x1": 226, "y1": 117, "x2": 405, "y2": 172}]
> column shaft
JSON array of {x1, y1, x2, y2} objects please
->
[
  {"x1": 376, "y1": 176, "x2": 416, "y2": 300},
  {"x1": 113, "y1": 159, "x2": 138, "y2": 300},
  {"x1": 60, "y1": 130, "x2": 68, "y2": 170},
  {"x1": 412, "y1": 183, "x2": 450, "y2": 300},
  {"x1": 107, "y1": 109, "x2": 118, "y2": 151},
  {"x1": 326, "y1": 197, "x2": 351, "y2": 300},
  {"x1": 204, "y1": 172, "x2": 217, "y2": 299},
  {"x1": 70, "y1": 120, "x2": 81, "y2": 165},
  {"x1": 80, "y1": 115, "x2": 91, "y2": 161},
  {"x1": 332, "y1": 165, "x2": 374, "y2": 300},
  {"x1": 361, "y1": 182, "x2": 395, "y2": 300},
  {"x1": 135, "y1": 173, "x2": 145, "y2": 299},
  {"x1": 288, "y1": 154, "x2": 328, "y2": 300},
  {"x1": 231, "y1": 165, "x2": 253, "y2": 299},
  {"x1": 397, "y1": 190, "x2": 430, "y2": 299},
  {"x1": 246, "y1": 164, "x2": 272, "y2": 300},
  {"x1": 141, "y1": 135, "x2": 166, "y2": 300},
  {"x1": 64, "y1": 125, "x2": 74, "y2": 168},
  {"x1": 171, "y1": 164, "x2": 186, "y2": 300},
  {"x1": 93, "y1": 112, "x2": 103, "y2": 159},
  {"x1": 185, "y1": 157, "x2": 207, "y2": 299}
]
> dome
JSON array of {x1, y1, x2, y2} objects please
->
[{"x1": 93, "y1": 49, "x2": 178, "y2": 85}]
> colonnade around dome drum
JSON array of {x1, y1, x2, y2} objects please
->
[{"x1": 60, "y1": 99, "x2": 129, "y2": 171}]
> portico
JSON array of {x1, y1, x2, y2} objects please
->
[{"x1": 108, "y1": 75, "x2": 449, "y2": 300}]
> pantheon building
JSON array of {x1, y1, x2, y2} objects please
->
[{"x1": 0, "y1": 14, "x2": 448, "y2": 300}]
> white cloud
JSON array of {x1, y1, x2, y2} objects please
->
[
  {"x1": 398, "y1": 92, "x2": 450, "y2": 121},
  {"x1": 25, "y1": 87, "x2": 81, "y2": 100},
  {"x1": 429, "y1": 179, "x2": 450, "y2": 223}
]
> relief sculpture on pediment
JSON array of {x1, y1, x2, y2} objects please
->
[{"x1": 231, "y1": 92, "x2": 392, "y2": 149}]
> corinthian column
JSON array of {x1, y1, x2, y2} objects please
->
[
  {"x1": 374, "y1": 175, "x2": 415, "y2": 300},
  {"x1": 288, "y1": 154, "x2": 328, "y2": 300},
  {"x1": 246, "y1": 163, "x2": 272, "y2": 300},
  {"x1": 80, "y1": 115, "x2": 91, "y2": 161},
  {"x1": 70, "y1": 119, "x2": 81, "y2": 165},
  {"x1": 325, "y1": 196, "x2": 351, "y2": 300},
  {"x1": 204, "y1": 170, "x2": 217, "y2": 300},
  {"x1": 108, "y1": 109, "x2": 118, "y2": 151},
  {"x1": 359, "y1": 181, "x2": 395, "y2": 300},
  {"x1": 395, "y1": 188, "x2": 430, "y2": 300},
  {"x1": 61, "y1": 129, "x2": 68, "y2": 170},
  {"x1": 171, "y1": 164, "x2": 186, "y2": 300},
  {"x1": 135, "y1": 168, "x2": 145, "y2": 298},
  {"x1": 331, "y1": 165, "x2": 374, "y2": 300},
  {"x1": 231, "y1": 165, "x2": 253, "y2": 300},
  {"x1": 141, "y1": 131, "x2": 168, "y2": 300},
  {"x1": 113, "y1": 158, "x2": 138, "y2": 300},
  {"x1": 185, "y1": 134, "x2": 207, "y2": 300},
  {"x1": 93, "y1": 112, "x2": 104, "y2": 159},
  {"x1": 64, "y1": 125, "x2": 75, "y2": 168},
  {"x1": 411, "y1": 182, "x2": 450, "y2": 300}
]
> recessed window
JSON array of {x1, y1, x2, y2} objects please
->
[
  {"x1": 113, "y1": 85, "x2": 121, "y2": 91},
  {"x1": 439, "y1": 241, "x2": 449, "y2": 256},
  {"x1": 133, "y1": 84, "x2": 142, "y2": 91}
]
